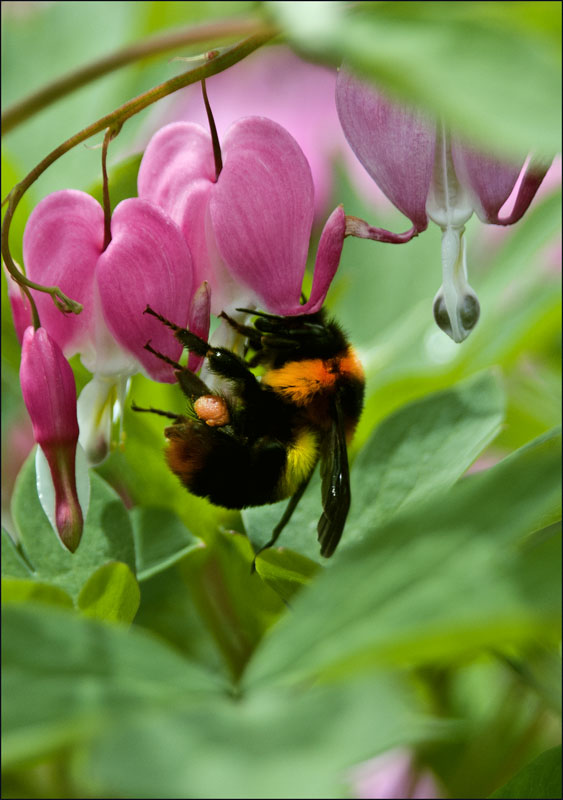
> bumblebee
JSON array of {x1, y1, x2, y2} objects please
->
[{"x1": 133, "y1": 305, "x2": 364, "y2": 560}]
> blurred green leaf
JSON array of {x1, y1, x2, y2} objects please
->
[
  {"x1": 269, "y1": 0, "x2": 561, "y2": 158},
  {"x1": 88, "y1": 152, "x2": 142, "y2": 212},
  {"x1": 1, "y1": 151, "x2": 33, "y2": 267},
  {"x1": 11, "y1": 451, "x2": 135, "y2": 599},
  {"x1": 245, "y1": 428, "x2": 561, "y2": 689},
  {"x1": 133, "y1": 555, "x2": 228, "y2": 676},
  {"x1": 80, "y1": 676, "x2": 443, "y2": 799},
  {"x1": 131, "y1": 506, "x2": 201, "y2": 580},
  {"x1": 1, "y1": 577, "x2": 73, "y2": 609},
  {"x1": 179, "y1": 530, "x2": 286, "y2": 680},
  {"x1": 2, "y1": 603, "x2": 227, "y2": 768},
  {"x1": 2, "y1": 602, "x2": 444, "y2": 798},
  {"x1": 77, "y1": 561, "x2": 140, "y2": 624},
  {"x1": 489, "y1": 744, "x2": 562, "y2": 799}
]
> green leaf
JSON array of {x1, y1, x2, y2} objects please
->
[
  {"x1": 269, "y1": 0, "x2": 561, "y2": 158},
  {"x1": 489, "y1": 745, "x2": 562, "y2": 799},
  {"x1": 348, "y1": 370, "x2": 505, "y2": 539},
  {"x1": 11, "y1": 450, "x2": 135, "y2": 600},
  {"x1": 2, "y1": 603, "x2": 227, "y2": 767},
  {"x1": 243, "y1": 471, "x2": 324, "y2": 564},
  {"x1": 130, "y1": 506, "x2": 201, "y2": 581},
  {"x1": 254, "y1": 547, "x2": 321, "y2": 604},
  {"x1": 77, "y1": 561, "x2": 141, "y2": 624},
  {"x1": 1, "y1": 529, "x2": 33, "y2": 578},
  {"x1": 245, "y1": 429, "x2": 561, "y2": 689},
  {"x1": 1, "y1": 577, "x2": 73, "y2": 609},
  {"x1": 245, "y1": 371, "x2": 505, "y2": 563}
]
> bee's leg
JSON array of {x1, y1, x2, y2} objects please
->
[
  {"x1": 131, "y1": 403, "x2": 186, "y2": 423},
  {"x1": 250, "y1": 470, "x2": 314, "y2": 573},
  {"x1": 206, "y1": 346, "x2": 262, "y2": 399},
  {"x1": 218, "y1": 310, "x2": 263, "y2": 347},
  {"x1": 143, "y1": 340, "x2": 183, "y2": 371},
  {"x1": 144, "y1": 305, "x2": 260, "y2": 398},
  {"x1": 175, "y1": 368, "x2": 211, "y2": 400},
  {"x1": 144, "y1": 306, "x2": 211, "y2": 358}
]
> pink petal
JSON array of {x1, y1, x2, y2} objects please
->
[
  {"x1": 4, "y1": 264, "x2": 33, "y2": 345},
  {"x1": 23, "y1": 190, "x2": 104, "y2": 358},
  {"x1": 451, "y1": 143, "x2": 551, "y2": 225},
  {"x1": 137, "y1": 121, "x2": 216, "y2": 220},
  {"x1": 170, "y1": 178, "x2": 239, "y2": 314},
  {"x1": 154, "y1": 46, "x2": 342, "y2": 221},
  {"x1": 336, "y1": 70, "x2": 435, "y2": 233},
  {"x1": 96, "y1": 199, "x2": 194, "y2": 383},
  {"x1": 210, "y1": 116, "x2": 315, "y2": 314},
  {"x1": 300, "y1": 205, "x2": 346, "y2": 314}
]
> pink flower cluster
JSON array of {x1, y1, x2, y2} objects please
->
[{"x1": 12, "y1": 110, "x2": 345, "y2": 550}]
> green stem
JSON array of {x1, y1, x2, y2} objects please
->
[
  {"x1": 2, "y1": 17, "x2": 274, "y2": 134},
  {"x1": 101, "y1": 125, "x2": 122, "y2": 251},
  {"x1": 1, "y1": 29, "x2": 277, "y2": 316}
]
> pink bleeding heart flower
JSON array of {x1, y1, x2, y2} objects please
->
[
  {"x1": 20, "y1": 326, "x2": 86, "y2": 552},
  {"x1": 22, "y1": 190, "x2": 208, "y2": 463},
  {"x1": 336, "y1": 70, "x2": 552, "y2": 342},
  {"x1": 138, "y1": 116, "x2": 346, "y2": 319},
  {"x1": 146, "y1": 45, "x2": 351, "y2": 222}
]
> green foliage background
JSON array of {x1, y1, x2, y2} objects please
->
[{"x1": 2, "y1": 2, "x2": 561, "y2": 798}]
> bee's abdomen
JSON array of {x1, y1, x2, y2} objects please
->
[{"x1": 165, "y1": 422, "x2": 288, "y2": 509}]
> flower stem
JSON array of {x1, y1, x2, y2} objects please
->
[
  {"x1": 1, "y1": 29, "x2": 277, "y2": 319},
  {"x1": 101, "y1": 125, "x2": 122, "y2": 251},
  {"x1": 201, "y1": 78, "x2": 223, "y2": 180},
  {"x1": 1, "y1": 17, "x2": 274, "y2": 133}
]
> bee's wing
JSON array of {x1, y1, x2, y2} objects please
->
[{"x1": 317, "y1": 394, "x2": 351, "y2": 558}]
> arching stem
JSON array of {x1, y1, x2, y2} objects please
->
[{"x1": 1, "y1": 29, "x2": 277, "y2": 317}]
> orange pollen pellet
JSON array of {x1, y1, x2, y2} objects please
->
[{"x1": 194, "y1": 395, "x2": 230, "y2": 427}]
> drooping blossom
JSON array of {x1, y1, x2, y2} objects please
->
[
  {"x1": 349, "y1": 749, "x2": 443, "y2": 799},
  {"x1": 19, "y1": 326, "x2": 87, "y2": 552},
  {"x1": 20, "y1": 191, "x2": 208, "y2": 463},
  {"x1": 138, "y1": 116, "x2": 346, "y2": 323},
  {"x1": 336, "y1": 70, "x2": 552, "y2": 342}
]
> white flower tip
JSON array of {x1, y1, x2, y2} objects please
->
[{"x1": 433, "y1": 288, "x2": 480, "y2": 343}]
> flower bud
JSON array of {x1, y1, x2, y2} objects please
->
[{"x1": 19, "y1": 326, "x2": 84, "y2": 551}]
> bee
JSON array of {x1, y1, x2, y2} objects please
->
[{"x1": 133, "y1": 305, "x2": 364, "y2": 561}]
